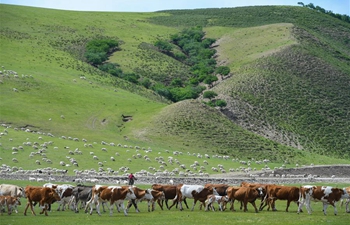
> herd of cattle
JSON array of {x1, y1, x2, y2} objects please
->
[{"x1": 0, "y1": 182, "x2": 349, "y2": 217}]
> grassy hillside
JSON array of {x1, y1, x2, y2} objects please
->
[
  {"x1": 0, "y1": 4, "x2": 349, "y2": 175},
  {"x1": 149, "y1": 6, "x2": 350, "y2": 159}
]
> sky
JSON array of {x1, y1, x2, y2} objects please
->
[{"x1": 1, "y1": 0, "x2": 349, "y2": 15}]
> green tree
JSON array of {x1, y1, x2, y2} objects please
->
[
  {"x1": 204, "y1": 75, "x2": 218, "y2": 86},
  {"x1": 154, "y1": 40, "x2": 173, "y2": 53},
  {"x1": 215, "y1": 99, "x2": 227, "y2": 108},
  {"x1": 215, "y1": 66, "x2": 230, "y2": 76},
  {"x1": 170, "y1": 78, "x2": 183, "y2": 87},
  {"x1": 140, "y1": 78, "x2": 152, "y2": 89},
  {"x1": 203, "y1": 91, "x2": 218, "y2": 99},
  {"x1": 98, "y1": 63, "x2": 123, "y2": 77}
]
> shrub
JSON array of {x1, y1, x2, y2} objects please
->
[{"x1": 203, "y1": 91, "x2": 218, "y2": 99}]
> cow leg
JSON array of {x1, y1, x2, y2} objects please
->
[
  {"x1": 243, "y1": 200, "x2": 248, "y2": 212},
  {"x1": 86, "y1": 197, "x2": 94, "y2": 215},
  {"x1": 24, "y1": 202, "x2": 30, "y2": 216},
  {"x1": 346, "y1": 199, "x2": 350, "y2": 213},
  {"x1": 102, "y1": 202, "x2": 106, "y2": 212},
  {"x1": 329, "y1": 202, "x2": 337, "y2": 216},
  {"x1": 152, "y1": 200, "x2": 156, "y2": 211},
  {"x1": 157, "y1": 199, "x2": 164, "y2": 210},
  {"x1": 126, "y1": 200, "x2": 132, "y2": 212},
  {"x1": 204, "y1": 199, "x2": 210, "y2": 211},
  {"x1": 147, "y1": 200, "x2": 151, "y2": 212},
  {"x1": 286, "y1": 200, "x2": 291, "y2": 212},
  {"x1": 109, "y1": 200, "x2": 114, "y2": 216},
  {"x1": 96, "y1": 201, "x2": 102, "y2": 216},
  {"x1": 116, "y1": 200, "x2": 127, "y2": 216},
  {"x1": 165, "y1": 199, "x2": 169, "y2": 209},
  {"x1": 115, "y1": 202, "x2": 122, "y2": 213},
  {"x1": 250, "y1": 200, "x2": 259, "y2": 213},
  {"x1": 184, "y1": 198, "x2": 189, "y2": 209},
  {"x1": 259, "y1": 194, "x2": 268, "y2": 211},
  {"x1": 132, "y1": 199, "x2": 139, "y2": 213},
  {"x1": 191, "y1": 199, "x2": 197, "y2": 211},
  {"x1": 322, "y1": 202, "x2": 329, "y2": 215},
  {"x1": 271, "y1": 198, "x2": 277, "y2": 211},
  {"x1": 39, "y1": 204, "x2": 48, "y2": 216},
  {"x1": 7, "y1": 204, "x2": 11, "y2": 215},
  {"x1": 29, "y1": 201, "x2": 36, "y2": 216}
]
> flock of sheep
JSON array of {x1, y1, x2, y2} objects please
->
[{"x1": 1, "y1": 119, "x2": 346, "y2": 185}]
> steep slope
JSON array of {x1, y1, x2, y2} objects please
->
[{"x1": 149, "y1": 6, "x2": 350, "y2": 159}]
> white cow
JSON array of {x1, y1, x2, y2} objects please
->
[
  {"x1": 0, "y1": 184, "x2": 25, "y2": 213},
  {"x1": 0, "y1": 184, "x2": 25, "y2": 198}
]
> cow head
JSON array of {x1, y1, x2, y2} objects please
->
[
  {"x1": 18, "y1": 187, "x2": 25, "y2": 197},
  {"x1": 127, "y1": 187, "x2": 137, "y2": 200},
  {"x1": 50, "y1": 188, "x2": 61, "y2": 202},
  {"x1": 256, "y1": 187, "x2": 265, "y2": 197},
  {"x1": 14, "y1": 197, "x2": 21, "y2": 206},
  {"x1": 341, "y1": 188, "x2": 350, "y2": 199},
  {"x1": 212, "y1": 187, "x2": 219, "y2": 196}
]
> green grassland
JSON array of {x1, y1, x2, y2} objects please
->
[{"x1": 0, "y1": 3, "x2": 350, "y2": 176}]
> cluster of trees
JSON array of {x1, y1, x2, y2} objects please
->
[
  {"x1": 84, "y1": 39, "x2": 141, "y2": 84},
  {"x1": 85, "y1": 27, "x2": 230, "y2": 106},
  {"x1": 153, "y1": 26, "x2": 229, "y2": 105},
  {"x1": 298, "y1": 2, "x2": 350, "y2": 23}
]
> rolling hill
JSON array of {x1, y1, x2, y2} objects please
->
[{"x1": 0, "y1": 4, "x2": 349, "y2": 175}]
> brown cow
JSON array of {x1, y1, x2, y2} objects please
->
[
  {"x1": 0, "y1": 196, "x2": 21, "y2": 215},
  {"x1": 231, "y1": 186, "x2": 264, "y2": 213},
  {"x1": 204, "y1": 184, "x2": 229, "y2": 196},
  {"x1": 259, "y1": 185, "x2": 300, "y2": 212},
  {"x1": 241, "y1": 182, "x2": 268, "y2": 210},
  {"x1": 24, "y1": 186, "x2": 61, "y2": 216},
  {"x1": 225, "y1": 186, "x2": 241, "y2": 211},
  {"x1": 149, "y1": 189, "x2": 165, "y2": 211},
  {"x1": 151, "y1": 184, "x2": 188, "y2": 210},
  {"x1": 298, "y1": 185, "x2": 349, "y2": 215},
  {"x1": 86, "y1": 185, "x2": 136, "y2": 216}
]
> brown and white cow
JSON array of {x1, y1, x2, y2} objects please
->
[
  {"x1": 43, "y1": 183, "x2": 74, "y2": 211},
  {"x1": 231, "y1": 186, "x2": 264, "y2": 213},
  {"x1": 205, "y1": 194, "x2": 229, "y2": 211},
  {"x1": 123, "y1": 187, "x2": 165, "y2": 212},
  {"x1": 86, "y1": 185, "x2": 136, "y2": 216},
  {"x1": 24, "y1": 186, "x2": 61, "y2": 216},
  {"x1": 0, "y1": 196, "x2": 21, "y2": 215},
  {"x1": 151, "y1": 184, "x2": 188, "y2": 210},
  {"x1": 149, "y1": 189, "x2": 165, "y2": 211},
  {"x1": 259, "y1": 185, "x2": 300, "y2": 212},
  {"x1": 173, "y1": 184, "x2": 217, "y2": 211},
  {"x1": 125, "y1": 186, "x2": 153, "y2": 213},
  {"x1": 298, "y1": 185, "x2": 349, "y2": 215}
]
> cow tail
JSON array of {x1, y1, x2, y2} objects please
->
[{"x1": 173, "y1": 194, "x2": 178, "y2": 201}]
